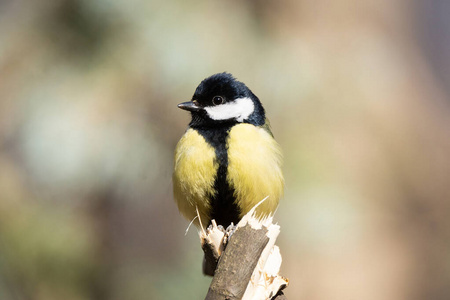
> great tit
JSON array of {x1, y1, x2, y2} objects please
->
[{"x1": 173, "y1": 72, "x2": 284, "y2": 228}]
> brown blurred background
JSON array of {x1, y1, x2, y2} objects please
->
[{"x1": 1, "y1": 0, "x2": 450, "y2": 299}]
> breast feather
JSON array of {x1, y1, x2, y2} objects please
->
[
  {"x1": 226, "y1": 123, "x2": 284, "y2": 219},
  {"x1": 173, "y1": 129, "x2": 217, "y2": 224}
]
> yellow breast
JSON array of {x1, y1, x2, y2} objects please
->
[
  {"x1": 173, "y1": 129, "x2": 217, "y2": 225},
  {"x1": 227, "y1": 123, "x2": 284, "y2": 219}
]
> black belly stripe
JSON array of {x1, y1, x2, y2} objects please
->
[{"x1": 193, "y1": 125, "x2": 240, "y2": 227}]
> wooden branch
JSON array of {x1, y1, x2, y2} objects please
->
[
  {"x1": 202, "y1": 238, "x2": 220, "y2": 276},
  {"x1": 201, "y1": 204, "x2": 289, "y2": 300},
  {"x1": 205, "y1": 224, "x2": 270, "y2": 300},
  {"x1": 201, "y1": 220, "x2": 228, "y2": 276}
]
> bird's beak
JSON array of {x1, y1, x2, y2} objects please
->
[{"x1": 177, "y1": 101, "x2": 201, "y2": 112}]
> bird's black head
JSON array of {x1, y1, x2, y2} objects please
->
[{"x1": 178, "y1": 72, "x2": 265, "y2": 128}]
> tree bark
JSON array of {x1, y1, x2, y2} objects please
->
[{"x1": 205, "y1": 224, "x2": 270, "y2": 300}]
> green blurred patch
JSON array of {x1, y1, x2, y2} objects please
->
[{"x1": 0, "y1": 202, "x2": 99, "y2": 300}]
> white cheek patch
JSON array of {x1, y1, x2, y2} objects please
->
[{"x1": 204, "y1": 97, "x2": 255, "y2": 122}]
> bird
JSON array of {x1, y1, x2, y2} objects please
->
[{"x1": 173, "y1": 72, "x2": 284, "y2": 229}]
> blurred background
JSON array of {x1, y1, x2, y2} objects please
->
[{"x1": 1, "y1": 0, "x2": 450, "y2": 299}]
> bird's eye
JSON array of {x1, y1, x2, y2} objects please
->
[{"x1": 212, "y1": 96, "x2": 224, "y2": 106}]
